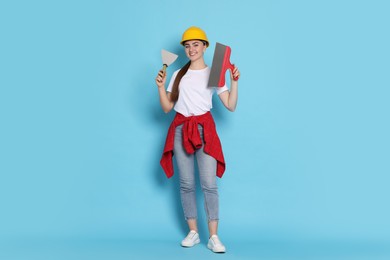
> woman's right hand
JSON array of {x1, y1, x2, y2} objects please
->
[{"x1": 155, "y1": 70, "x2": 166, "y2": 88}]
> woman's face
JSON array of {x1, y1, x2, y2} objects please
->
[{"x1": 184, "y1": 40, "x2": 207, "y2": 62}]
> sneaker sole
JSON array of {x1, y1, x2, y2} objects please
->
[
  {"x1": 207, "y1": 244, "x2": 226, "y2": 253},
  {"x1": 181, "y1": 238, "x2": 200, "y2": 247}
]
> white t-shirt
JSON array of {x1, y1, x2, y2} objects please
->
[{"x1": 166, "y1": 66, "x2": 228, "y2": 116}]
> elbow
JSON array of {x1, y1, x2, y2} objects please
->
[
  {"x1": 163, "y1": 104, "x2": 173, "y2": 114},
  {"x1": 227, "y1": 104, "x2": 237, "y2": 112},
  {"x1": 226, "y1": 99, "x2": 237, "y2": 112}
]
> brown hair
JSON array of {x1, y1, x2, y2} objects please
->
[{"x1": 170, "y1": 61, "x2": 191, "y2": 103}]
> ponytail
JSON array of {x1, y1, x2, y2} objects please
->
[{"x1": 170, "y1": 61, "x2": 191, "y2": 103}]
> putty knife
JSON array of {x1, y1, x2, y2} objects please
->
[
  {"x1": 161, "y1": 49, "x2": 178, "y2": 73},
  {"x1": 208, "y1": 42, "x2": 239, "y2": 87}
]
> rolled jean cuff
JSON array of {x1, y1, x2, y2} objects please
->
[
  {"x1": 208, "y1": 218, "x2": 219, "y2": 222},
  {"x1": 185, "y1": 217, "x2": 197, "y2": 221}
]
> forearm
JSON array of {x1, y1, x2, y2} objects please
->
[
  {"x1": 227, "y1": 81, "x2": 238, "y2": 111},
  {"x1": 158, "y1": 87, "x2": 174, "y2": 113}
]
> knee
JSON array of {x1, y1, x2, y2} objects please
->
[
  {"x1": 180, "y1": 179, "x2": 195, "y2": 192},
  {"x1": 201, "y1": 181, "x2": 218, "y2": 194}
]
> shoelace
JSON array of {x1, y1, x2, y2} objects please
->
[
  {"x1": 186, "y1": 232, "x2": 196, "y2": 240},
  {"x1": 211, "y1": 236, "x2": 222, "y2": 246}
]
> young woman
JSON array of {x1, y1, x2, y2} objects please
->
[{"x1": 155, "y1": 26, "x2": 240, "y2": 253}]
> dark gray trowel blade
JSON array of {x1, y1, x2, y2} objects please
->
[{"x1": 208, "y1": 42, "x2": 227, "y2": 87}]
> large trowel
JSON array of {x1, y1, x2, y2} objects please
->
[
  {"x1": 208, "y1": 42, "x2": 239, "y2": 87},
  {"x1": 161, "y1": 49, "x2": 178, "y2": 73}
]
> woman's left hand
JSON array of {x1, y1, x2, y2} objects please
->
[{"x1": 230, "y1": 66, "x2": 240, "y2": 82}]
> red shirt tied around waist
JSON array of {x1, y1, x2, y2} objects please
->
[{"x1": 160, "y1": 112, "x2": 225, "y2": 178}]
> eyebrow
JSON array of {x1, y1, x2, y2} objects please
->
[{"x1": 185, "y1": 41, "x2": 201, "y2": 47}]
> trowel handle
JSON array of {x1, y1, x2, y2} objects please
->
[{"x1": 231, "y1": 64, "x2": 239, "y2": 81}]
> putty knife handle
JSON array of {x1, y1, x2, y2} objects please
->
[{"x1": 162, "y1": 64, "x2": 168, "y2": 74}]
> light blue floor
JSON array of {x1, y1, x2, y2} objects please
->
[{"x1": 1, "y1": 238, "x2": 389, "y2": 260}]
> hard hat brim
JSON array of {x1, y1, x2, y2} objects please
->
[{"x1": 180, "y1": 39, "x2": 209, "y2": 47}]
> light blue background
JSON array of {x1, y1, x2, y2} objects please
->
[{"x1": 1, "y1": 0, "x2": 389, "y2": 259}]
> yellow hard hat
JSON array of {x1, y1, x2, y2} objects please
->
[{"x1": 180, "y1": 26, "x2": 209, "y2": 47}]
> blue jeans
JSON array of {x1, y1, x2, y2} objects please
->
[{"x1": 173, "y1": 124, "x2": 219, "y2": 222}]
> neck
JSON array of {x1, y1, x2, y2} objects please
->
[{"x1": 189, "y1": 59, "x2": 206, "y2": 70}]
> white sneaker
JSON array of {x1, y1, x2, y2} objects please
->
[
  {"x1": 181, "y1": 230, "x2": 200, "y2": 247},
  {"x1": 207, "y1": 235, "x2": 226, "y2": 253}
]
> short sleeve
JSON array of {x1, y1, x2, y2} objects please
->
[
  {"x1": 215, "y1": 84, "x2": 228, "y2": 95},
  {"x1": 166, "y1": 70, "x2": 179, "y2": 93}
]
